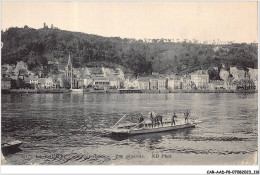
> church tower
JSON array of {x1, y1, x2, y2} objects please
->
[
  {"x1": 66, "y1": 53, "x2": 73, "y2": 78},
  {"x1": 65, "y1": 53, "x2": 74, "y2": 89}
]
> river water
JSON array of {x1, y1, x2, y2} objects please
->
[{"x1": 1, "y1": 93, "x2": 258, "y2": 165}]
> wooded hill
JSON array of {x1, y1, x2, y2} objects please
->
[{"x1": 1, "y1": 26, "x2": 258, "y2": 77}]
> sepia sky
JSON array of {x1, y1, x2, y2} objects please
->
[{"x1": 1, "y1": 1, "x2": 258, "y2": 43}]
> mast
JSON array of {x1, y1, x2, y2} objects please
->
[{"x1": 68, "y1": 53, "x2": 73, "y2": 90}]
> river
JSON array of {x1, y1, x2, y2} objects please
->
[{"x1": 1, "y1": 93, "x2": 258, "y2": 165}]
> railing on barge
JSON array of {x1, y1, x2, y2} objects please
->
[{"x1": 118, "y1": 89, "x2": 142, "y2": 93}]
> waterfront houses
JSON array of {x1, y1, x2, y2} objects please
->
[
  {"x1": 1, "y1": 79, "x2": 11, "y2": 89},
  {"x1": 93, "y1": 76, "x2": 110, "y2": 89},
  {"x1": 14, "y1": 61, "x2": 28, "y2": 77},
  {"x1": 38, "y1": 78, "x2": 53, "y2": 89},
  {"x1": 191, "y1": 70, "x2": 209, "y2": 89},
  {"x1": 124, "y1": 78, "x2": 139, "y2": 89},
  {"x1": 138, "y1": 77, "x2": 150, "y2": 90},
  {"x1": 233, "y1": 79, "x2": 256, "y2": 90},
  {"x1": 109, "y1": 77, "x2": 120, "y2": 89},
  {"x1": 208, "y1": 80, "x2": 225, "y2": 90},
  {"x1": 52, "y1": 77, "x2": 62, "y2": 89},
  {"x1": 24, "y1": 75, "x2": 39, "y2": 87},
  {"x1": 158, "y1": 78, "x2": 166, "y2": 90},
  {"x1": 181, "y1": 75, "x2": 192, "y2": 89},
  {"x1": 168, "y1": 76, "x2": 182, "y2": 90},
  {"x1": 149, "y1": 78, "x2": 158, "y2": 90},
  {"x1": 1, "y1": 54, "x2": 258, "y2": 93},
  {"x1": 224, "y1": 78, "x2": 237, "y2": 90},
  {"x1": 248, "y1": 68, "x2": 258, "y2": 90},
  {"x1": 1, "y1": 64, "x2": 15, "y2": 78}
]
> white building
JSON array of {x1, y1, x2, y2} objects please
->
[
  {"x1": 124, "y1": 78, "x2": 139, "y2": 89},
  {"x1": 109, "y1": 77, "x2": 120, "y2": 89},
  {"x1": 138, "y1": 77, "x2": 150, "y2": 90},
  {"x1": 191, "y1": 70, "x2": 209, "y2": 89},
  {"x1": 248, "y1": 68, "x2": 258, "y2": 90},
  {"x1": 168, "y1": 75, "x2": 182, "y2": 90},
  {"x1": 158, "y1": 78, "x2": 166, "y2": 90},
  {"x1": 38, "y1": 78, "x2": 53, "y2": 89},
  {"x1": 24, "y1": 75, "x2": 39, "y2": 86}
]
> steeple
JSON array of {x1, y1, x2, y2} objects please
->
[
  {"x1": 67, "y1": 53, "x2": 72, "y2": 66},
  {"x1": 66, "y1": 53, "x2": 73, "y2": 79}
]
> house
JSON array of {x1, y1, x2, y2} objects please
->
[
  {"x1": 93, "y1": 76, "x2": 110, "y2": 89},
  {"x1": 149, "y1": 78, "x2": 158, "y2": 90},
  {"x1": 158, "y1": 78, "x2": 166, "y2": 90},
  {"x1": 56, "y1": 74, "x2": 66, "y2": 88},
  {"x1": 168, "y1": 75, "x2": 182, "y2": 90},
  {"x1": 1, "y1": 79, "x2": 11, "y2": 89},
  {"x1": 224, "y1": 78, "x2": 237, "y2": 90},
  {"x1": 233, "y1": 79, "x2": 256, "y2": 90},
  {"x1": 18, "y1": 69, "x2": 28, "y2": 80},
  {"x1": 109, "y1": 77, "x2": 120, "y2": 89},
  {"x1": 83, "y1": 75, "x2": 94, "y2": 87},
  {"x1": 181, "y1": 75, "x2": 192, "y2": 89},
  {"x1": 138, "y1": 77, "x2": 150, "y2": 90},
  {"x1": 1, "y1": 64, "x2": 15, "y2": 78},
  {"x1": 115, "y1": 68, "x2": 125, "y2": 80},
  {"x1": 76, "y1": 79, "x2": 84, "y2": 89},
  {"x1": 124, "y1": 78, "x2": 139, "y2": 89},
  {"x1": 89, "y1": 67, "x2": 105, "y2": 78},
  {"x1": 229, "y1": 67, "x2": 247, "y2": 80},
  {"x1": 10, "y1": 73, "x2": 18, "y2": 80},
  {"x1": 24, "y1": 75, "x2": 39, "y2": 87},
  {"x1": 38, "y1": 78, "x2": 53, "y2": 89},
  {"x1": 14, "y1": 61, "x2": 28, "y2": 77},
  {"x1": 248, "y1": 68, "x2": 258, "y2": 90},
  {"x1": 52, "y1": 77, "x2": 61, "y2": 88},
  {"x1": 191, "y1": 70, "x2": 209, "y2": 89},
  {"x1": 208, "y1": 80, "x2": 225, "y2": 90}
]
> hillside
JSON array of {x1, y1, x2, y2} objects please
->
[{"x1": 1, "y1": 26, "x2": 258, "y2": 77}]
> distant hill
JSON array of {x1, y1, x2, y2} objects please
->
[{"x1": 1, "y1": 26, "x2": 258, "y2": 77}]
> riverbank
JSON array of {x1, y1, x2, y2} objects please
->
[
  {"x1": 1, "y1": 88, "x2": 257, "y2": 94},
  {"x1": 2, "y1": 89, "x2": 70, "y2": 94}
]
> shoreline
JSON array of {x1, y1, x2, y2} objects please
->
[{"x1": 2, "y1": 89, "x2": 257, "y2": 94}]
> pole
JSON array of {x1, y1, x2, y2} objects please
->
[{"x1": 112, "y1": 114, "x2": 127, "y2": 128}]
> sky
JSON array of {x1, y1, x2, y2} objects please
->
[{"x1": 1, "y1": 1, "x2": 258, "y2": 43}]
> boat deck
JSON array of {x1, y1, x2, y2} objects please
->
[{"x1": 106, "y1": 122, "x2": 195, "y2": 135}]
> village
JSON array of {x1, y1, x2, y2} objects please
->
[{"x1": 1, "y1": 55, "x2": 258, "y2": 93}]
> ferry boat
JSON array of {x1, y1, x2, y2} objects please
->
[{"x1": 104, "y1": 114, "x2": 196, "y2": 136}]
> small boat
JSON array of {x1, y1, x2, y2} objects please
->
[
  {"x1": 104, "y1": 114, "x2": 196, "y2": 135},
  {"x1": 1, "y1": 140, "x2": 23, "y2": 151},
  {"x1": 70, "y1": 88, "x2": 83, "y2": 93}
]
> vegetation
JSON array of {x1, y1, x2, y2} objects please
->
[{"x1": 1, "y1": 26, "x2": 258, "y2": 77}]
